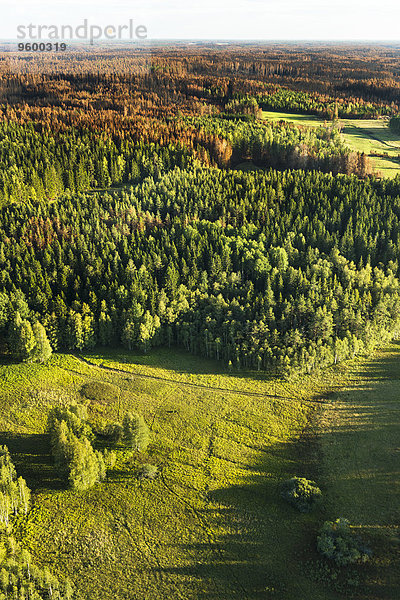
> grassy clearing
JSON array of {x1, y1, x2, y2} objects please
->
[
  {"x1": 261, "y1": 110, "x2": 400, "y2": 178},
  {"x1": 261, "y1": 110, "x2": 327, "y2": 128},
  {"x1": 340, "y1": 119, "x2": 400, "y2": 178},
  {"x1": 0, "y1": 347, "x2": 398, "y2": 599}
]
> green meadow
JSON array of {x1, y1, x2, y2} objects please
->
[
  {"x1": 261, "y1": 110, "x2": 328, "y2": 128},
  {"x1": 0, "y1": 346, "x2": 398, "y2": 599},
  {"x1": 340, "y1": 119, "x2": 400, "y2": 177},
  {"x1": 262, "y1": 110, "x2": 400, "y2": 178}
]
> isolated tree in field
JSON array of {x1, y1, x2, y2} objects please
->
[
  {"x1": 281, "y1": 477, "x2": 322, "y2": 512},
  {"x1": 317, "y1": 518, "x2": 371, "y2": 565},
  {"x1": 123, "y1": 412, "x2": 150, "y2": 451}
]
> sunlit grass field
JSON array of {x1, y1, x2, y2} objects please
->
[
  {"x1": 262, "y1": 110, "x2": 400, "y2": 178},
  {"x1": 0, "y1": 346, "x2": 398, "y2": 599},
  {"x1": 340, "y1": 119, "x2": 400, "y2": 177},
  {"x1": 261, "y1": 110, "x2": 327, "y2": 128}
]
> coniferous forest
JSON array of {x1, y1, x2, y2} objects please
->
[{"x1": 0, "y1": 42, "x2": 399, "y2": 600}]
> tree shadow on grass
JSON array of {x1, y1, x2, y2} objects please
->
[
  {"x1": 355, "y1": 342, "x2": 400, "y2": 381},
  {"x1": 81, "y1": 346, "x2": 282, "y2": 388},
  {"x1": 138, "y1": 347, "x2": 400, "y2": 599},
  {"x1": 0, "y1": 432, "x2": 64, "y2": 491},
  {"x1": 150, "y1": 436, "x2": 327, "y2": 600},
  {"x1": 311, "y1": 344, "x2": 400, "y2": 599}
]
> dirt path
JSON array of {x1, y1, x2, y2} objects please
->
[{"x1": 75, "y1": 354, "x2": 305, "y2": 403}]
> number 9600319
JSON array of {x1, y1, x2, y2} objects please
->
[{"x1": 18, "y1": 42, "x2": 67, "y2": 51}]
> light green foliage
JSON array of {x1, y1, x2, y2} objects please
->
[
  {"x1": 69, "y1": 438, "x2": 106, "y2": 492},
  {"x1": 0, "y1": 446, "x2": 30, "y2": 528},
  {"x1": 137, "y1": 463, "x2": 158, "y2": 480},
  {"x1": 0, "y1": 540, "x2": 73, "y2": 600},
  {"x1": 48, "y1": 404, "x2": 92, "y2": 441},
  {"x1": 48, "y1": 403, "x2": 105, "y2": 490},
  {"x1": 8, "y1": 314, "x2": 35, "y2": 362},
  {"x1": 7, "y1": 315, "x2": 52, "y2": 364},
  {"x1": 122, "y1": 412, "x2": 150, "y2": 451},
  {"x1": 31, "y1": 322, "x2": 52, "y2": 363},
  {"x1": 317, "y1": 518, "x2": 371, "y2": 566}
]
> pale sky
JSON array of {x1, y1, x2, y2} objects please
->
[{"x1": 2, "y1": 0, "x2": 400, "y2": 41}]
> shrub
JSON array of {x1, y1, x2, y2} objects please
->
[
  {"x1": 101, "y1": 422, "x2": 124, "y2": 442},
  {"x1": 317, "y1": 518, "x2": 371, "y2": 566},
  {"x1": 80, "y1": 381, "x2": 118, "y2": 404},
  {"x1": 138, "y1": 464, "x2": 158, "y2": 480},
  {"x1": 281, "y1": 476, "x2": 322, "y2": 512}
]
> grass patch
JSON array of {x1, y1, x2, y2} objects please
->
[
  {"x1": 0, "y1": 346, "x2": 398, "y2": 599},
  {"x1": 262, "y1": 110, "x2": 328, "y2": 128},
  {"x1": 80, "y1": 381, "x2": 120, "y2": 405},
  {"x1": 319, "y1": 344, "x2": 400, "y2": 599},
  {"x1": 340, "y1": 119, "x2": 400, "y2": 178}
]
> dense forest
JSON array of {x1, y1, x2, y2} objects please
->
[
  {"x1": 1, "y1": 44, "x2": 400, "y2": 376},
  {"x1": 1, "y1": 167, "x2": 400, "y2": 375}
]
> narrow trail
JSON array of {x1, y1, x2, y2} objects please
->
[{"x1": 75, "y1": 354, "x2": 308, "y2": 403}]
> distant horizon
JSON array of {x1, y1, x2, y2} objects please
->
[
  {"x1": 3, "y1": 38, "x2": 400, "y2": 44},
  {"x1": 3, "y1": 1, "x2": 400, "y2": 43}
]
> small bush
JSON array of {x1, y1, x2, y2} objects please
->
[
  {"x1": 80, "y1": 381, "x2": 118, "y2": 404},
  {"x1": 317, "y1": 518, "x2": 371, "y2": 566},
  {"x1": 101, "y1": 422, "x2": 124, "y2": 442},
  {"x1": 138, "y1": 464, "x2": 158, "y2": 480},
  {"x1": 281, "y1": 476, "x2": 322, "y2": 512}
]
